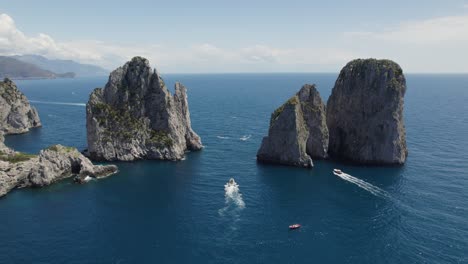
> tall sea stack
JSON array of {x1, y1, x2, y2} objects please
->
[
  {"x1": 86, "y1": 56, "x2": 202, "y2": 161},
  {"x1": 326, "y1": 59, "x2": 408, "y2": 165},
  {"x1": 0, "y1": 78, "x2": 41, "y2": 134},
  {"x1": 257, "y1": 84, "x2": 329, "y2": 167}
]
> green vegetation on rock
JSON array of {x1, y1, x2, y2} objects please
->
[
  {"x1": 271, "y1": 95, "x2": 298, "y2": 123},
  {"x1": 92, "y1": 101, "x2": 149, "y2": 143},
  {"x1": 0, "y1": 152, "x2": 36, "y2": 163},
  {"x1": 46, "y1": 145, "x2": 77, "y2": 152},
  {"x1": 149, "y1": 130, "x2": 173, "y2": 147},
  {"x1": 0, "y1": 79, "x2": 23, "y2": 103}
]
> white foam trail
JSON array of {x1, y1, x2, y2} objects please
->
[
  {"x1": 217, "y1": 136, "x2": 230, "y2": 139},
  {"x1": 224, "y1": 180, "x2": 245, "y2": 208},
  {"x1": 240, "y1": 135, "x2": 251, "y2": 141},
  {"x1": 29, "y1": 100, "x2": 86, "y2": 107},
  {"x1": 218, "y1": 179, "x2": 245, "y2": 217},
  {"x1": 334, "y1": 172, "x2": 390, "y2": 198}
]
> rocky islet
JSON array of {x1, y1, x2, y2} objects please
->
[
  {"x1": 0, "y1": 79, "x2": 117, "y2": 198},
  {"x1": 257, "y1": 58, "x2": 408, "y2": 167},
  {"x1": 1, "y1": 57, "x2": 408, "y2": 198},
  {"x1": 257, "y1": 84, "x2": 329, "y2": 167},
  {"x1": 326, "y1": 59, "x2": 408, "y2": 165},
  {"x1": 86, "y1": 57, "x2": 202, "y2": 161},
  {"x1": 0, "y1": 78, "x2": 41, "y2": 135}
]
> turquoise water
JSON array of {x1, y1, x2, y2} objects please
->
[{"x1": 1, "y1": 74, "x2": 467, "y2": 263}]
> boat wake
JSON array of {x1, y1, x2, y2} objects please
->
[
  {"x1": 29, "y1": 100, "x2": 86, "y2": 107},
  {"x1": 334, "y1": 171, "x2": 390, "y2": 199},
  {"x1": 217, "y1": 136, "x2": 230, "y2": 139},
  {"x1": 239, "y1": 135, "x2": 251, "y2": 141},
  {"x1": 219, "y1": 178, "x2": 245, "y2": 217}
]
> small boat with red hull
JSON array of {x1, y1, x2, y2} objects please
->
[{"x1": 289, "y1": 224, "x2": 301, "y2": 230}]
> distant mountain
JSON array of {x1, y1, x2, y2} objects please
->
[
  {"x1": 0, "y1": 56, "x2": 75, "y2": 79},
  {"x1": 13, "y1": 55, "x2": 108, "y2": 77}
]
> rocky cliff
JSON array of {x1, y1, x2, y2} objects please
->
[
  {"x1": 0, "y1": 78, "x2": 41, "y2": 134},
  {"x1": 86, "y1": 57, "x2": 202, "y2": 161},
  {"x1": 297, "y1": 84, "x2": 329, "y2": 159},
  {"x1": 326, "y1": 59, "x2": 408, "y2": 164},
  {"x1": 257, "y1": 84, "x2": 328, "y2": 167},
  {"x1": 0, "y1": 142, "x2": 118, "y2": 197}
]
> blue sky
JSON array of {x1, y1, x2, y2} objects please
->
[{"x1": 1, "y1": 0, "x2": 468, "y2": 73}]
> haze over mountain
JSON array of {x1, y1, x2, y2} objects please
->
[
  {"x1": 0, "y1": 56, "x2": 74, "y2": 79},
  {"x1": 12, "y1": 55, "x2": 108, "y2": 77}
]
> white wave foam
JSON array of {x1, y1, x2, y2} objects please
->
[
  {"x1": 218, "y1": 178, "x2": 245, "y2": 217},
  {"x1": 334, "y1": 171, "x2": 390, "y2": 198},
  {"x1": 217, "y1": 136, "x2": 230, "y2": 139},
  {"x1": 239, "y1": 135, "x2": 251, "y2": 141},
  {"x1": 224, "y1": 180, "x2": 245, "y2": 209},
  {"x1": 29, "y1": 100, "x2": 86, "y2": 107}
]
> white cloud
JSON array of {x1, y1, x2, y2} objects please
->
[
  {"x1": 0, "y1": 14, "x2": 102, "y2": 63},
  {"x1": 0, "y1": 13, "x2": 358, "y2": 73},
  {"x1": 1, "y1": 12, "x2": 467, "y2": 73},
  {"x1": 240, "y1": 45, "x2": 285, "y2": 62},
  {"x1": 344, "y1": 15, "x2": 468, "y2": 44},
  {"x1": 342, "y1": 14, "x2": 468, "y2": 72},
  {"x1": 377, "y1": 15, "x2": 468, "y2": 44}
]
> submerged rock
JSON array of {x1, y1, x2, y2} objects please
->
[
  {"x1": 86, "y1": 57, "x2": 202, "y2": 161},
  {"x1": 0, "y1": 78, "x2": 41, "y2": 134},
  {"x1": 257, "y1": 84, "x2": 328, "y2": 168},
  {"x1": 0, "y1": 143, "x2": 118, "y2": 197},
  {"x1": 326, "y1": 59, "x2": 408, "y2": 165}
]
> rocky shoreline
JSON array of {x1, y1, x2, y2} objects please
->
[
  {"x1": 0, "y1": 136, "x2": 117, "y2": 197},
  {"x1": 0, "y1": 78, "x2": 117, "y2": 198}
]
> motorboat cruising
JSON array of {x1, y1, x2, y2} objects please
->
[
  {"x1": 333, "y1": 169, "x2": 343, "y2": 175},
  {"x1": 227, "y1": 178, "x2": 236, "y2": 187},
  {"x1": 289, "y1": 224, "x2": 301, "y2": 230}
]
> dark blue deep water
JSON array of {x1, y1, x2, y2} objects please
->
[{"x1": 1, "y1": 74, "x2": 467, "y2": 263}]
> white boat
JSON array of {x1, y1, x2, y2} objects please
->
[
  {"x1": 227, "y1": 178, "x2": 236, "y2": 186},
  {"x1": 333, "y1": 169, "x2": 343, "y2": 174}
]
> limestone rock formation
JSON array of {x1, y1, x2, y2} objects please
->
[
  {"x1": 326, "y1": 59, "x2": 408, "y2": 164},
  {"x1": 0, "y1": 142, "x2": 118, "y2": 197},
  {"x1": 257, "y1": 84, "x2": 328, "y2": 167},
  {"x1": 0, "y1": 78, "x2": 41, "y2": 134},
  {"x1": 86, "y1": 57, "x2": 202, "y2": 161},
  {"x1": 297, "y1": 84, "x2": 329, "y2": 159}
]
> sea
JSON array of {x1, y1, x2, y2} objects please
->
[{"x1": 0, "y1": 73, "x2": 467, "y2": 263}]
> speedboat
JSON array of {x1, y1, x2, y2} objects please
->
[
  {"x1": 289, "y1": 224, "x2": 301, "y2": 230},
  {"x1": 333, "y1": 169, "x2": 343, "y2": 175},
  {"x1": 227, "y1": 178, "x2": 236, "y2": 186}
]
